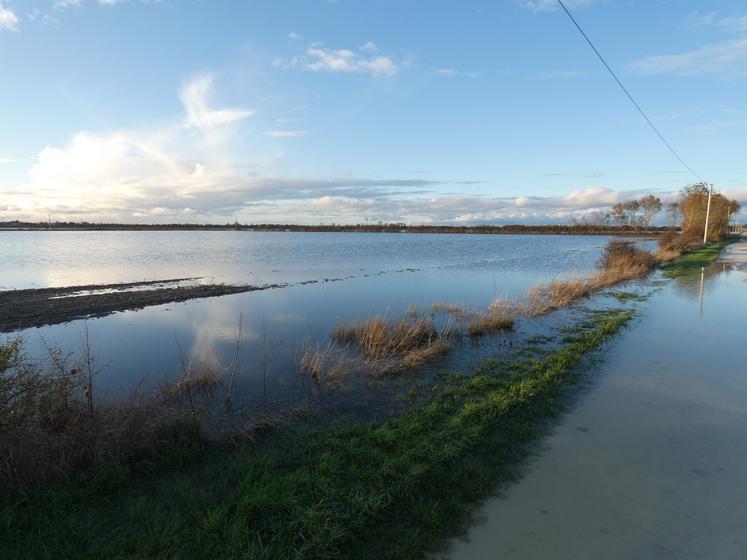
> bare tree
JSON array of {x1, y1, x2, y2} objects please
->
[
  {"x1": 666, "y1": 202, "x2": 680, "y2": 230},
  {"x1": 639, "y1": 195, "x2": 662, "y2": 232}
]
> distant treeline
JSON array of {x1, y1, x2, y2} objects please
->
[{"x1": 0, "y1": 220, "x2": 676, "y2": 235}]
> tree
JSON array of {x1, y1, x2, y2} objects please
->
[
  {"x1": 610, "y1": 203, "x2": 626, "y2": 227},
  {"x1": 639, "y1": 195, "x2": 662, "y2": 232},
  {"x1": 666, "y1": 202, "x2": 680, "y2": 230},
  {"x1": 678, "y1": 183, "x2": 739, "y2": 242}
]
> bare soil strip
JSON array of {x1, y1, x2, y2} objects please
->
[{"x1": 0, "y1": 280, "x2": 281, "y2": 332}]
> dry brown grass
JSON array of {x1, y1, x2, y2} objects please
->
[
  {"x1": 0, "y1": 336, "x2": 197, "y2": 487},
  {"x1": 333, "y1": 316, "x2": 442, "y2": 359},
  {"x1": 0, "y1": 327, "x2": 250, "y2": 488},
  {"x1": 298, "y1": 342, "x2": 353, "y2": 382},
  {"x1": 653, "y1": 249, "x2": 681, "y2": 262},
  {"x1": 516, "y1": 241, "x2": 660, "y2": 316},
  {"x1": 466, "y1": 310, "x2": 515, "y2": 336},
  {"x1": 330, "y1": 315, "x2": 454, "y2": 376},
  {"x1": 431, "y1": 302, "x2": 468, "y2": 316},
  {"x1": 523, "y1": 278, "x2": 590, "y2": 315}
]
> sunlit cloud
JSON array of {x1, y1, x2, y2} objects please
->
[
  {"x1": 0, "y1": 3, "x2": 19, "y2": 31},
  {"x1": 179, "y1": 74, "x2": 253, "y2": 133}
]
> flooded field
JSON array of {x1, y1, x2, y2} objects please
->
[
  {"x1": 1, "y1": 232, "x2": 655, "y2": 409},
  {"x1": 447, "y1": 241, "x2": 747, "y2": 560}
]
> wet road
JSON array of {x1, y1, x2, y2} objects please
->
[{"x1": 447, "y1": 239, "x2": 747, "y2": 560}]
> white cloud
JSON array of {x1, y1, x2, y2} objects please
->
[
  {"x1": 179, "y1": 74, "x2": 253, "y2": 132},
  {"x1": 629, "y1": 37, "x2": 747, "y2": 76},
  {"x1": 275, "y1": 42, "x2": 399, "y2": 77},
  {"x1": 0, "y1": 3, "x2": 19, "y2": 31},
  {"x1": 287, "y1": 31, "x2": 301, "y2": 40},
  {"x1": 519, "y1": 0, "x2": 596, "y2": 13},
  {"x1": 0, "y1": 157, "x2": 15, "y2": 164},
  {"x1": 305, "y1": 46, "x2": 398, "y2": 76},
  {"x1": 263, "y1": 130, "x2": 307, "y2": 138}
]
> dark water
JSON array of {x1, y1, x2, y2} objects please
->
[{"x1": 2, "y1": 232, "x2": 656, "y2": 406}]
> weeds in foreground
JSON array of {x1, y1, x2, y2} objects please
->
[{"x1": 0, "y1": 314, "x2": 249, "y2": 488}]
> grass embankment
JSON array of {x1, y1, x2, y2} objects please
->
[
  {"x1": 1, "y1": 308, "x2": 634, "y2": 560},
  {"x1": 661, "y1": 238, "x2": 736, "y2": 277}
]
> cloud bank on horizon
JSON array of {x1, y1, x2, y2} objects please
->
[{"x1": 1, "y1": 0, "x2": 746, "y2": 224}]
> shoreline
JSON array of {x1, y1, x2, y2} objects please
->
[
  {"x1": 0, "y1": 280, "x2": 281, "y2": 332},
  {"x1": 0, "y1": 221, "x2": 667, "y2": 236}
]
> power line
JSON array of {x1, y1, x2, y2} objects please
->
[{"x1": 556, "y1": 0, "x2": 704, "y2": 183}]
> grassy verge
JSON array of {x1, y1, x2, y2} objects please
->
[
  {"x1": 2, "y1": 308, "x2": 634, "y2": 560},
  {"x1": 661, "y1": 238, "x2": 736, "y2": 277}
]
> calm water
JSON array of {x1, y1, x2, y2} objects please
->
[
  {"x1": 2, "y1": 232, "x2": 656, "y2": 406},
  {"x1": 448, "y1": 242, "x2": 747, "y2": 559}
]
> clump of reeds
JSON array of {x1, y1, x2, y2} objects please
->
[
  {"x1": 431, "y1": 302, "x2": 468, "y2": 316},
  {"x1": 522, "y1": 279, "x2": 590, "y2": 316},
  {"x1": 466, "y1": 307, "x2": 516, "y2": 336},
  {"x1": 298, "y1": 342, "x2": 353, "y2": 382},
  {"x1": 160, "y1": 363, "x2": 220, "y2": 404},
  {"x1": 330, "y1": 315, "x2": 454, "y2": 375},
  {"x1": 333, "y1": 316, "x2": 441, "y2": 359},
  {"x1": 512, "y1": 241, "x2": 659, "y2": 316}
]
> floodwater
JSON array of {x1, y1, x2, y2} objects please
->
[
  {"x1": 447, "y1": 239, "x2": 747, "y2": 560},
  {"x1": 2, "y1": 231, "x2": 654, "y2": 408}
]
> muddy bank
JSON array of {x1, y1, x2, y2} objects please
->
[{"x1": 0, "y1": 279, "x2": 282, "y2": 332}]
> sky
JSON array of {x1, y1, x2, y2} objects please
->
[{"x1": 1, "y1": 0, "x2": 746, "y2": 225}]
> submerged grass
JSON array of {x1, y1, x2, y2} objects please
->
[
  {"x1": 2, "y1": 307, "x2": 634, "y2": 560},
  {"x1": 661, "y1": 239, "x2": 736, "y2": 277}
]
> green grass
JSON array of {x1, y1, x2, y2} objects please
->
[
  {"x1": 1, "y1": 309, "x2": 634, "y2": 560},
  {"x1": 605, "y1": 290, "x2": 651, "y2": 303},
  {"x1": 662, "y1": 238, "x2": 737, "y2": 277}
]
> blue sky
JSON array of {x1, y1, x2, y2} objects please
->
[{"x1": 1, "y1": 0, "x2": 746, "y2": 224}]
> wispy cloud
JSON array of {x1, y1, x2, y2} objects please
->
[
  {"x1": 683, "y1": 11, "x2": 747, "y2": 33},
  {"x1": 518, "y1": 0, "x2": 596, "y2": 13},
  {"x1": 628, "y1": 37, "x2": 747, "y2": 76},
  {"x1": 274, "y1": 42, "x2": 399, "y2": 77},
  {"x1": 263, "y1": 130, "x2": 308, "y2": 138},
  {"x1": 360, "y1": 41, "x2": 379, "y2": 53},
  {"x1": 536, "y1": 69, "x2": 588, "y2": 79},
  {"x1": 434, "y1": 68, "x2": 479, "y2": 79},
  {"x1": 55, "y1": 0, "x2": 137, "y2": 7},
  {"x1": 179, "y1": 74, "x2": 253, "y2": 132},
  {"x1": 0, "y1": 3, "x2": 18, "y2": 31},
  {"x1": 0, "y1": 157, "x2": 15, "y2": 164}
]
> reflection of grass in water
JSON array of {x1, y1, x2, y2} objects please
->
[
  {"x1": 3, "y1": 308, "x2": 634, "y2": 559},
  {"x1": 662, "y1": 239, "x2": 735, "y2": 277}
]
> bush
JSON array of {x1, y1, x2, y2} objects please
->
[{"x1": 658, "y1": 231, "x2": 677, "y2": 251}]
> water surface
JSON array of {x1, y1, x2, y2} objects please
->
[{"x1": 2, "y1": 231, "x2": 655, "y2": 408}]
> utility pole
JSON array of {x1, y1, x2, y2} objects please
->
[{"x1": 702, "y1": 183, "x2": 713, "y2": 245}]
